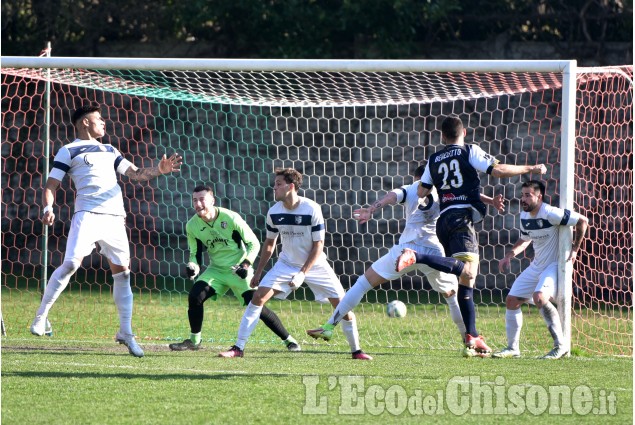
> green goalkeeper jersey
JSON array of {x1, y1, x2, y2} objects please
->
[{"x1": 186, "y1": 207, "x2": 260, "y2": 270}]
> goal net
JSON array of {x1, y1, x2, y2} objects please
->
[{"x1": 1, "y1": 58, "x2": 632, "y2": 355}]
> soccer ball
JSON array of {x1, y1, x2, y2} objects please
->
[{"x1": 386, "y1": 300, "x2": 407, "y2": 318}]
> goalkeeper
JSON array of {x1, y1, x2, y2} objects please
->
[{"x1": 169, "y1": 185, "x2": 300, "y2": 352}]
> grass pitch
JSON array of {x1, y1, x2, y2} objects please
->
[{"x1": 1, "y1": 290, "x2": 632, "y2": 424}]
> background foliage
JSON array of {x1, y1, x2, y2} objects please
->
[{"x1": 2, "y1": 0, "x2": 632, "y2": 63}]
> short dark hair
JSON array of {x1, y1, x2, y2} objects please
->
[
  {"x1": 521, "y1": 180, "x2": 545, "y2": 196},
  {"x1": 193, "y1": 185, "x2": 214, "y2": 195},
  {"x1": 413, "y1": 164, "x2": 426, "y2": 179},
  {"x1": 441, "y1": 116, "x2": 464, "y2": 140},
  {"x1": 72, "y1": 102, "x2": 101, "y2": 126},
  {"x1": 275, "y1": 168, "x2": 302, "y2": 189}
]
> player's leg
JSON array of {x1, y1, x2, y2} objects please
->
[
  {"x1": 170, "y1": 280, "x2": 217, "y2": 350},
  {"x1": 424, "y1": 263, "x2": 466, "y2": 339},
  {"x1": 307, "y1": 252, "x2": 392, "y2": 340},
  {"x1": 438, "y1": 209, "x2": 491, "y2": 354},
  {"x1": 395, "y1": 249, "x2": 471, "y2": 280},
  {"x1": 492, "y1": 267, "x2": 538, "y2": 358},
  {"x1": 100, "y1": 215, "x2": 143, "y2": 357},
  {"x1": 534, "y1": 264, "x2": 567, "y2": 359},
  {"x1": 241, "y1": 290, "x2": 300, "y2": 351},
  {"x1": 31, "y1": 212, "x2": 93, "y2": 336},
  {"x1": 220, "y1": 262, "x2": 289, "y2": 357}
]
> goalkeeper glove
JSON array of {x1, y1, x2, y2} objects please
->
[
  {"x1": 289, "y1": 271, "x2": 305, "y2": 289},
  {"x1": 233, "y1": 261, "x2": 250, "y2": 279},
  {"x1": 186, "y1": 262, "x2": 200, "y2": 281}
]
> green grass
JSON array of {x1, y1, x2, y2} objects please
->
[{"x1": 1, "y1": 289, "x2": 632, "y2": 424}]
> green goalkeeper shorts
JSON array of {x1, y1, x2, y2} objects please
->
[{"x1": 197, "y1": 267, "x2": 254, "y2": 305}]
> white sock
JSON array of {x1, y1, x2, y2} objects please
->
[
  {"x1": 539, "y1": 302, "x2": 564, "y2": 348},
  {"x1": 35, "y1": 260, "x2": 79, "y2": 317},
  {"x1": 444, "y1": 293, "x2": 466, "y2": 337},
  {"x1": 236, "y1": 302, "x2": 263, "y2": 350},
  {"x1": 506, "y1": 308, "x2": 523, "y2": 351},
  {"x1": 340, "y1": 313, "x2": 361, "y2": 352},
  {"x1": 112, "y1": 271, "x2": 133, "y2": 336},
  {"x1": 327, "y1": 275, "x2": 372, "y2": 326}
]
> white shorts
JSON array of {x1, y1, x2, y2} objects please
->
[
  {"x1": 508, "y1": 261, "x2": 558, "y2": 302},
  {"x1": 65, "y1": 211, "x2": 130, "y2": 266},
  {"x1": 259, "y1": 259, "x2": 345, "y2": 302},
  {"x1": 372, "y1": 241, "x2": 458, "y2": 294}
]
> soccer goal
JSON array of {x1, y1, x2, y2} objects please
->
[{"x1": 1, "y1": 57, "x2": 632, "y2": 356}]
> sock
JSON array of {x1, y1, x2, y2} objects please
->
[
  {"x1": 415, "y1": 253, "x2": 464, "y2": 277},
  {"x1": 539, "y1": 302, "x2": 564, "y2": 348},
  {"x1": 190, "y1": 332, "x2": 202, "y2": 345},
  {"x1": 444, "y1": 293, "x2": 466, "y2": 337},
  {"x1": 112, "y1": 271, "x2": 133, "y2": 336},
  {"x1": 340, "y1": 314, "x2": 361, "y2": 352},
  {"x1": 328, "y1": 275, "x2": 372, "y2": 326},
  {"x1": 35, "y1": 259, "x2": 79, "y2": 317},
  {"x1": 236, "y1": 302, "x2": 263, "y2": 350},
  {"x1": 259, "y1": 306, "x2": 290, "y2": 341},
  {"x1": 505, "y1": 308, "x2": 523, "y2": 351},
  {"x1": 457, "y1": 285, "x2": 478, "y2": 337}
]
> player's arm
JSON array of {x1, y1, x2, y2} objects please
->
[
  {"x1": 499, "y1": 239, "x2": 532, "y2": 272},
  {"x1": 354, "y1": 191, "x2": 398, "y2": 224},
  {"x1": 490, "y1": 163, "x2": 547, "y2": 178},
  {"x1": 289, "y1": 240, "x2": 324, "y2": 289},
  {"x1": 125, "y1": 153, "x2": 182, "y2": 182},
  {"x1": 185, "y1": 223, "x2": 203, "y2": 280},
  {"x1": 42, "y1": 177, "x2": 61, "y2": 226},
  {"x1": 232, "y1": 215, "x2": 261, "y2": 266},
  {"x1": 250, "y1": 238, "x2": 277, "y2": 288},
  {"x1": 569, "y1": 214, "x2": 589, "y2": 262},
  {"x1": 480, "y1": 193, "x2": 505, "y2": 213}
]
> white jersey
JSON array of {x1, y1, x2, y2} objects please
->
[
  {"x1": 265, "y1": 196, "x2": 326, "y2": 267},
  {"x1": 49, "y1": 139, "x2": 133, "y2": 216},
  {"x1": 391, "y1": 182, "x2": 442, "y2": 249},
  {"x1": 519, "y1": 202, "x2": 582, "y2": 269}
]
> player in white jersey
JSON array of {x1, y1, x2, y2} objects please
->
[
  {"x1": 492, "y1": 180, "x2": 588, "y2": 360},
  {"x1": 219, "y1": 168, "x2": 372, "y2": 360},
  {"x1": 30, "y1": 102, "x2": 182, "y2": 357},
  {"x1": 307, "y1": 165, "x2": 504, "y2": 349}
]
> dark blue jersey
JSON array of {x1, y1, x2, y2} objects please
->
[{"x1": 421, "y1": 144, "x2": 498, "y2": 222}]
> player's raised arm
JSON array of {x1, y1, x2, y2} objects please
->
[{"x1": 126, "y1": 153, "x2": 182, "y2": 182}]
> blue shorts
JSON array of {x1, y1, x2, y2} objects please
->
[{"x1": 436, "y1": 208, "x2": 479, "y2": 261}]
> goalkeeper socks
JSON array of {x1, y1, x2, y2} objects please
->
[
  {"x1": 236, "y1": 302, "x2": 263, "y2": 350},
  {"x1": 457, "y1": 285, "x2": 478, "y2": 337},
  {"x1": 505, "y1": 308, "x2": 523, "y2": 351},
  {"x1": 341, "y1": 314, "x2": 361, "y2": 352},
  {"x1": 415, "y1": 253, "x2": 465, "y2": 277},
  {"x1": 190, "y1": 332, "x2": 202, "y2": 345},
  {"x1": 113, "y1": 271, "x2": 133, "y2": 336},
  {"x1": 539, "y1": 302, "x2": 564, "y2": 347},
  {"x1": 259, "y1": 306, "x2": 291, "y2": 341},
  {"x1": 328, "y1": 275, "x2": 372, "y2": 326},
  {"x1": 445, "y1": 293, "x2": 467, "y2": 336}
]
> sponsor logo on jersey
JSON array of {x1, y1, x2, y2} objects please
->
[{"x1": 441, "y1": 193, "x2": 468, "y2": 203}]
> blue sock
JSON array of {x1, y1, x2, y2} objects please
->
[
  {"x1": 415, "y1": 253, "x2": 464, "y2": 277},
  {"x1": 458, "y1": 285, "x2": 478, "y2": 336}
]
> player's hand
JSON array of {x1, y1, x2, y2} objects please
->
[
  {"x1": 249, "y1": 273, "x2": 261, "y2": 288},
  {"x1": 498, "y1": 256, "x2": 511, "y2": 273},
  {"x1": 186, "y1": 262, "x2": 200, "y2": 280},
  {"x1": 491, "y1": 194, "x2": 506, "y2": 213},
  {"x1": 353, "y1": 208, "x2": 371, "y2": 224},
  {"x1": 42, "y1": 207, "x2": 55, "y2": 226},
  {"x1": 567, "y1": 250, "x2": 579, "y2": 263},
  {"x1": 233, "y1": 262, "x2": 250, "y2": 279},
  {"x1": 533, "y1": 164, "x2": 547, "y2": 175},
  {"x1": 289, "y1": 272, "x2": 305, "y2": 290},
  {"x1": 159, "y1": 153, "x2": 183, "y2": 174}
]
